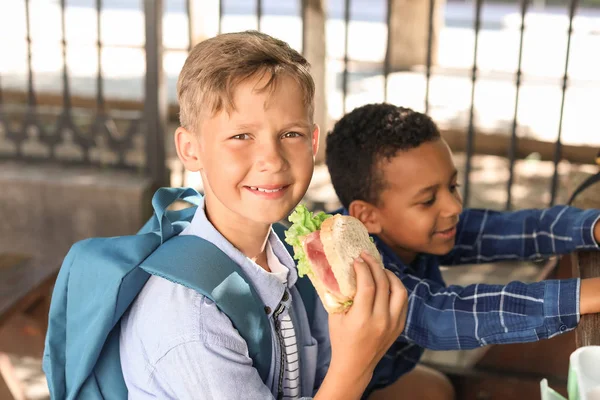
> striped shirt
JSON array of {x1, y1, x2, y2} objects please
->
[{"x1": 267, "y1": 243, "x2": 300, "y2": 399}]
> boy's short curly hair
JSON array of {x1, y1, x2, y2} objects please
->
[
  {"x1": 177, "y1": 31, "x2": 314, "y2": 133},
  {"x1": 325, "y1": 103, "x2": 441, "y2": 208}
]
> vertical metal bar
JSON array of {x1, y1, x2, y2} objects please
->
[
  {"x1": 424, "y1": 0, "x2": 435, "y2": 114},
  {"x1": 256, "y1": 0, "x2": 262, "y2": 31},
  {"x1": 0, "y1": 70, "x2": 5, "y2": 147},
  {"x1": 506, "y1": 0, "x2": 529, "y2": 210},
  {"x1": 383, "y1": 0, "x2": 392, "y2": 102},
  {"x1": 144, "y1": 0, "x2": 168, "y2": 187},
  {"x1": 342, "y1": 0, "x2": 351, "y2": 114},
  {"x1": 301, "y1": 0, "x2": 307, "y2": 55},
  {"x1": 219, "y1": 0, "x2": 223, "y2": 34},
  {"x1": 462, "y1": 0, "x2": 483, "y2": 208},
  {"x1": 24, "y1": 0, "x2": 36, "y2": 109},
  {"x1": 60, "y1": 0, "x2": 72, "y2": 111},
  {"x1": 96, "y1": 0, "x2": 105, "y2": 113},
  {"x1": 0, "y1": 69, "x2": 3, "y2": 107},
  {"x1": 550, "y1": 0, "x2": 578, "y2": 206},
  {"x1": 186, "y1": 0, "x2": 193, "y2": 51}
]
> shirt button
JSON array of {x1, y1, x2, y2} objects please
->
[
  {"x1": 282, "y1": 291, "x2": 289, "y2": 302},
  {"x1": 264, "y1": 306, "x2": 271, "y2": 315},
  {"x1": 559, "y1": 324, "x2": 568, "y2": 332}
]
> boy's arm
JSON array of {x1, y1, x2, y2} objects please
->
[
  {"x1": 389, "y1": 261, "x2": 581, "y2": 350},
  {"x1": 581, "y1": 277, "x2": 600, "y2": 314},
  {"x1": 440, "y1": 207, "x2": 600, "y2": 266}
]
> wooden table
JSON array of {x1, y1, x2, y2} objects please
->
[{"x1": 0, "y1": 253, "x2": 58, "y2": 400}]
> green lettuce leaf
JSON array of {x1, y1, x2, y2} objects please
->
[{"x1": 284, "y1": 204, "x2": 332, "y2": 277}]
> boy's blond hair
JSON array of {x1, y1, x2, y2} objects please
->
[{"x1": 177, "y1": 31, "x2": 315, "y2": 132}]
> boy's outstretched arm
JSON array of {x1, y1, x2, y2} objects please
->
[
  {"x1": 315, "y1": 253, "x2": 408, "y2": 400},
  {"x1": 386, "y1": 262, "x2": 583, "y2": 350},
  {"x1": 440, "y1": 206, "x2": 600, "y2": 266},
  {"x1": 366, "y1": 264, "x2": 600, "y2": 391}
]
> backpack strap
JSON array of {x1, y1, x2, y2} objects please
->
[
  {"x1": 141, "y1": 187, "x2": 203, "y2": 240},
  {"x1": 272, "y1": 223, "x2": 317, "y2": 324},
  {"x1": 140, "y1": 235, "x2": 272, "y2": 383}
]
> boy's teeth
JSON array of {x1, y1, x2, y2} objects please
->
[{"x1": 250, "y1": 186, "x2": 282, "y2": 193}]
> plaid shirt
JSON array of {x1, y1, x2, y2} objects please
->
[{"x1": 361, "y1": 206, "x2": 600, "y2": 393}]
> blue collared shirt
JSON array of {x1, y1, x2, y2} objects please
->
[
  {"x1": 361, "y1": 206, "x2": 600, "y2": 391},
  {"x1": 119, "y1": 199, "x2": 331, "y2": 399}
]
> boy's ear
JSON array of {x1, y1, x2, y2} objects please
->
[
  {"x1": 174, "y1": 126, "x2": 203, "y2": 172},
  {"x1": 311, "y1": 124, "x2": 320, "y2": 156},
  {"x1": 348, "y1": 200, "x2": 383, "y2": 235}
]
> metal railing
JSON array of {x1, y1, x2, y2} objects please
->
[
  {"x1": 0, "y1": 0, "x2": 168, "y2": 186},
  {"x1": 0, "y1": 0, "x2": 597, "y2": 207}
]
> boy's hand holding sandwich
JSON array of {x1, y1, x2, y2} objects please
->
[
  {"x1": 285, "y1": 205, "x2": 386, "y2": 313},
  {"x1": 286, "y1": 206, "x2": 408, "y2": 399}
]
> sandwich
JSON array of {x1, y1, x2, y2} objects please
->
[{"x1": 284, "y1": 205, "x2": 383, "y2": 313}]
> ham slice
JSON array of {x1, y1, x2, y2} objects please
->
[{"x1": 302, "y1": 231, "x2": 342, "y2": 296}]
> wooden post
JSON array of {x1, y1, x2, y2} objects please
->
[
  {"x1": 387, "y1": 0, "x2": 446, "y2": 70},
  {"x1": 302, "y1": 0, "x2": 328, "y2": 163},
  {"x1": 144, "y1": 0, "x2": 169, "y2": 188}
]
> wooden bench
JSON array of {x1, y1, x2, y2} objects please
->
[{"x1": 0, "y1": 253, "x2": 58, "y2": 400}]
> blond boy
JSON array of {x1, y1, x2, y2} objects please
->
[{"x1": 119, "y1": 32, "x2": 408, "y2": 399}]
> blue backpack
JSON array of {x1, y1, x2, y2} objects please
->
[{"x1": 42, "y1": 187, "x2": 316, "y2": 399}]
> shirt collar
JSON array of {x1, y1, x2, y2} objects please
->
[{"x1": 180, "y1": 198, "x2": 297, "y2": 316}]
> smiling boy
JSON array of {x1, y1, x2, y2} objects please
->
[
  {"x1": 119, "y1": 33, "x2": 408, "y2": 399},
  {"x1": 326, "y1": 103, "x2": 600, "y2": 400}
]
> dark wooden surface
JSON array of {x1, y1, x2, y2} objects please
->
[
  {"x1": 572, "y1": 250, "x2": 600, "y2": 348},
  {"x1": 0, "y1": 253, "x2": 57, "y2": 329}
]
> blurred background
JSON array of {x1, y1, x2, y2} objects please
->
[{"x1": 0, "y1": 0, "x2": 599, "y2": 399}]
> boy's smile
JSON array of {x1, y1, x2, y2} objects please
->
[
  {"x1": 245, "y1": 184, "x2": 291, "y2": 199},
  {"x1": 368, "y1": 138, "x2": 463, "y2": 264}
]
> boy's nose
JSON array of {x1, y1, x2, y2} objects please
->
[
  {"x1": 256, "y1": 142, "x2": 288, "y2": 173},
  {"x1": 442, "y1": 190, "x2": 463, "y2": 217}
]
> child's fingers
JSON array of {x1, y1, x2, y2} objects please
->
[
  {"x1": 361, "y1": 252, "x2": 390, "y2": 314},
  {"x1": 351, "y1": 256, "x2": 376, "y2": 314}
]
